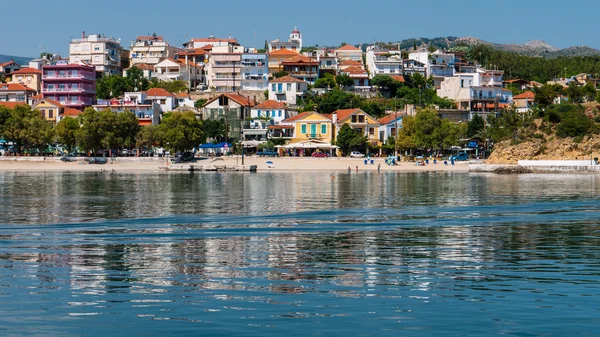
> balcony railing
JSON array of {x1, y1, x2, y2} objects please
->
[
  {"x1": 305, "y1": 133, "x2": 321, "y2": 139},
  {"x1": 44, "y1": 87, "x2": 89, "y2": 93},
  {"x1": 43, "y1": 74, "x2": 94, "y2": 80}
]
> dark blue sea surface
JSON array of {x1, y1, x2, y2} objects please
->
[{"x1": 0, "y1": 172, "x2": 599, "y2": 336}]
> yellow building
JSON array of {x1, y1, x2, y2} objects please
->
[
  {"x1": 330, "y1": 108, "x2": 381, "y2": 146},
  {"x1": 9, "y1": 68, "x2": 42, "y2": 93},
  {"x1": 33, "y1": 98, "x2": 64, "y2": 123},
  {"x1": 279, "y1": 111, "x2": 337, "y2": 156}
]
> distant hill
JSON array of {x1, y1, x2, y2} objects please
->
[
  {"x1": 0, "y1": 54, "x2": 34, "y2": 66},
  {"x1": 391, "y1": 36, "x2": 600, "y2": 58}
]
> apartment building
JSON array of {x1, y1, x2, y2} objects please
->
[
  {"x1": 69, "y1": 32, "x2": 123, "y2": 75},
  {"x1": 130, "y1": 35, "x2": 181, "y2": 66},
  {"x1": 41, "y1": 61, "x2": 96, "y2": 110}
]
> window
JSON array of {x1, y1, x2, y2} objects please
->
[
  {"x1": 266, "y1": 111, "x2": 270, "y2": 118},
  {"x1": 301, "y1": 124, "x2": 307, "y2": 134},
  {"x1": 94, "y1": 45, "x2": 100, "y2": 51},
  {"x1": 40, "y1": 109, "x2": 45, "y2": 116},
  {"x1": 277, "y1": 83, "x2": 282, "y2": 92},
  {"x1": 16, "y1": 95, "x2": 25, "y2": 101},
  {"x1": 48, "y1": 110, "x2": 53, "y2": 118},
  {"x1": 321, "y1": 124, "x2": 326, "y2": 134},
  {"x1": 460, "y1": 80, "x2": 464, "y2": 88},
  {"x1": 257, "y1": 110, "x2": 261, "y2": 117},
  {"x1": 94, "y1": 56, "x2": 100, "y2": 63},
  {"x1": 369, "y1": 127, "x2": 374, "y2": 135},
  {"x1": 287, "y1": 83, "x2": 292, "y2": 91},
  {"x1": 359, "y1": 115, "x2": 365, "y2": 123},
  {"x1": 278, "y1": 110, "x2": 282, "y2": 117},
  {"x1": 71, "y1": 97, "x2": 78, "y2": 102},
  {"x1": 160, "y1": 99, "x2": 166, "y2": 104},
  {"x1": 352, "y1": 115, "x2": 357, "y2": 123},
  {"x1": 271, "y1": 84, "x2": 276, "y2": 91}
]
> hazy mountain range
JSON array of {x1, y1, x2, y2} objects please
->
[
  {"x1": 0, "y1": 54, "x2": 34, "y2": 65},
  {"x1": 394, "y1": 36, "x2": 600, "y2": 58}
]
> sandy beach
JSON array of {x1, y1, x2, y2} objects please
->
[{"x1": 0, "y1": 156, "x2": 469, "y2": 173}]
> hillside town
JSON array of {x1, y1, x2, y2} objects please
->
[{"x1": 1, "y1": 28, "x2": 599, "y2": 160}]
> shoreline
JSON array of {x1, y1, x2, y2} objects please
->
[{"x1": 0, "y1": 156, "x2": 470, "y2": 173}]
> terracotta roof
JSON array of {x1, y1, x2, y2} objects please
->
[
  {"x1": 332, "y1": 108, "x2": 379, "y2": 125},
  {"x1": 282, "y1": 111, "x2": 317, "y2": 123},
  {"x1": 253, "y1": 100, "x2": 286, "y2": 109},
  {"x1": 203, "y1": 93, "x2": 252, "y2": 107},
  {"x1": 11, "y1": 67, "x2": 42, "y2": 75},
  {"x1": 269, "y1": 49, "x2": 300, "y2": 56},
  {"x1": 391, "y1": 75, "x2": 405, "y2": 83},
  {"x1": 62, "y1": 107, "x2": 82, "y2": 116},
  {"x1": 0, "y1": 60, "x2": 19, "y2": 67},
  {"x1": 0, "y1": 102, "x2": 28, "y2": 109},
  {"x1": 0, "y1": 83, "x2": 36, "y2": 91},
  {"x1": 200, "y1": 44, "x2": 213, "y2": 51},
  {"x1": 146, "y1": 88, "x2": 174, "y2": 97},
  {"x1": 32, "y1": 94, "x2": 43, "y2": 99},
  {"x1": 378, "y1": 113, "x2": 404, "y2": 125},
  {"x1": 131, "y1": 64, "x2": 154, "y2": 71},
  {"x1": 339, "y1": 60, "x2": 363, "y2": 66},
  {"x1": 504, "y1": 79, "x2": 526, "y2": 83},
  {"x1": 336, "y1": 44, "x2": 361, "y2": 51},
  {"x1": 176, "y1": 92, "x2": 190, "y2": 98},
  {"x1": 270, "y1": 76, "x2": 307, "y2": 84},
  {"x1": 342, "y1": 65, "x2": 367, "y2": 75},
  {"x1": 282, "y1": 55, "x2": 318, "y2": 64},
  {"x1": 35, "y1": 98, "x2": 64, "y2": 108},
  {"x1": 513, "y1": 91, "x2": 535, "y2": 100},
  {"x1": 177, "y1": 48, "x2": 208, "y2": 56}
]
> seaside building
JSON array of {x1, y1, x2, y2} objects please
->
[
  {"x1": 69, "y1": 32, "x2": 123, "y2": 75},
  {"x1": 240, "y1": 53, "x2": 268, "y2": 91},
  {"x1": 93, "y1": 94, "x2": 160, "y2": 126},
  {"x1": 340, "y1": 66, "x2": 370, "y2": 91},
  {"x1": 268, "y1": 27, "x2": 303, "y2": 52},
  {"x1": 0, "y1": 83, "x2": 37, "y2": 104},
  {"x1": 268, "y1": 76, "x2": 308, "y2": 106},
  {"x1": 242, "y1": 100, "x2": 290, "y2": 143},
  {"x1": 0, "y1": 60, "x2": 22, "y2": 79},
  {"x1": 267, "y1": 49, "x2": 299, "y2": 75},
  {"x1": 281, "y1": 55, "x2": 319, "y2": 84},
  {"x1": 41, "y1": 61, "x2": 96, "y2": 110},
  {"x1": 330, "y1": 108, "x2": 381, "y2": 146},
  {"x1": 437, "y1": 67, "x2": 512, "y2": 118},
  {"x1": 154, "y1": 58, "x2": 203, "y2": 83},
  {"x1": 130, "y1": 35, "x2": 181, "y2": 67},
  {"x1": 513, "y1": 91, "x2": 536, "y2": 113},
  {"x1": 202, "y1": 93, "x2": 254, "y2": 139},
  {"x1": 365, "y1": 46, "x2": 403, "y2": 78},
  {"x1": 278, "y1": 111, "x2": 336, "y2": 156},
  {"x1": 8, "y1": 68, "x2": 42, "y2": 93},
  {"x1": 33, "y1": 98, "x2": 64, "y2": 123},
  {"x1": 183, "y1": 36, "x2": 239, "y2": 49},
  {"x1": 334, "y1": 44, "x2": 363, "y2": 62},
  {"x1": 377, "y1": 113, "x2": 405, "y2": 144}
]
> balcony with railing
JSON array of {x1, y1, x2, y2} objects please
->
[{"x1": 43, "y1": 73, "x2": 95, "y2": 81}]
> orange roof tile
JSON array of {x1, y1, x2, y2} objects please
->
[
  {"x1": 35, "y1": 98, "x2": 64, "y2": 108},
  {"x1": 0, "y1": 102, "x2": 28, "y2": 109},
  {"x1": 130, "y1": 64, "x2": 154, "y2": 71},
  {"x1": 203, "y1": 93, "x2": 253, "y2": 107},
  {"x1": 270, "y1": 76, "x2": 307, "y2": 84},
  {"x1": 336, "y1": 44, "x2": 361, "y2": 51},
  {"x1": 513, "y1": 91, "x2": 535, "y2": 100},
  {"x1": 391, "y1": 75, "x2": 405, "y2": 83},
  {"x1": 282, "y1": 55, "x2": 318, "y2": 64},
  {"x1": 176, "y1": 92, "x2": 190, "y2": 98},
  {"x1": 268, "y1": 125, "x2": 294, "y2": 130},
  {"x1": 342, "y1": 65, "x2": 367, "y2": 75},
  {"x1": 0, "y1": 60, "x2": 19, "y2": 68},
  {"x1": 62, "y1": 107, "x2": 82, "y2": 116},
  {"x1": 0, "y1": 83, "x2": 36, "y2": 91},
  {"x1": 200, "y1": 44, "x2": 213, "y2": 51},
  {"x1": 32, "y1": 94, "x2": 43, "y2": 99},
  {"x1": 282, "y1": 111, "x2": 316, "y2": 123},
  {"x1": 339, "y1": 60, "x2": 363, "y2": 66},
  {"x1": 253, "y1": 100, "x2": 286, "y2": 109},
  {"x1": 332, "y1": 108, "x2": 379, "y2": 125},
  {"x1": 11, "y1": 67, "x2": 42, "y2": 75},
  {"x1": 146, "y1": 88, "x2": 174, "y2": 97},
  {"x1": 378, "y1": 113, "x2": 404, "y2": 125},
  {"x1": 178, "y1": 48, "x2": 208, "y2": 56},
  {"x1": 269, "y1": 49, "x2": 300, "y2": 56}
]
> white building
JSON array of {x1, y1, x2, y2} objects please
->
[
  {"x1": 240, "y1": 53, "x2": 268, "y2": 91},
  {"x1": 365, "y1": 46, "x2": 402, "y2": 78},
  {"x1": 183, "y1": 36, "x2": 239, "y2": 49},
  {"x1": 69, "y1": 32, "x2": 123, "y2": 75},
  {"x1": 130, "y1": 35, "x2": 181, "y2": 66},
  {"x1": 268, "y1": 27, "x2": 303, "y2": 52},
  {"x1": 334, "y1": 44, "x2": 363, "y2": 62},
  {"x1": 268, "y1": 76, "x2": 308, "y2": 106},
  {"x1": 153, "y1": 58, "x2": 202, "y2": 83},
  {"x1": 243, "y1": 100, "x2": 290, "y2": 142}
]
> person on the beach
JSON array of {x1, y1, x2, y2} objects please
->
[
  {"x1": 348, "y1": 166, "x2": 351, "y2": 174},
  {"x1": 377, "y1": 163, "x2": 381, "y2": 173},
  {"x1": 355, "y1": 166, "x2": 358, "y2": 173}
]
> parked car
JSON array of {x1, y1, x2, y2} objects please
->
[
  {"x1": 350, "y1": 151, "x2": 365, "y2": 158},
  {"x1": 171, "y1": 152, "x2": 196, "y2": 163},
  {"x1": 312, "y1": 152, "x2": 330, "y2": 158},
  {"x1": 451, "y1": 152, "x2": 469, "y2": 161},
  {"x1": 257, "y1": 150, "x2": 278, "y2": 157}
]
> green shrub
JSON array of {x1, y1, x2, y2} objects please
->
[{"x1": 557, "y1": 110, "x2": 592, "y2": 138}]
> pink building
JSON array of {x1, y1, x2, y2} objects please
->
[{"x1": 42, "y1": 61, "x2": 96, "y2": 111}]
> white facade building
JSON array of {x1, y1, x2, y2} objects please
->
[
  {"x1": 130, "y1": 35, "x2": 181, "y2": 66},
  {"x1": 268, "y1": 76, "x2": 308, "y2": 106},
  {"x1": 365, "y1": 46, "x2": 402, "y2": 78},
  {"x1": 69, "y1": 32, "x2": 123, "y2": 75},
  {"x1": 268, "y1": 27, "x2": 303, "y2": 52}
]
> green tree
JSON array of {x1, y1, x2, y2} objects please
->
[
  {"x1": 336, "y1": 73, "x2": 354, "y2": 88},
  {"x1": 335, "y1": 124, "x2": 361, "y2": 156},
  {"x1": 566, "y1": 81, "x2": 583, "y2": 103},
  {"x1": 137, "y1": 125, "x2": 158, "y2": 148},
  {"x1": 3, "y1": 105, "x2": 54, "y2": 153},
  {"x1": 0, "y1": 105, "x2": 10, "y2": 137},
  {"x1": 314, "y1": 73, "x2": 336, "y2": 89},
  {"x1": 55, "y1": 116, "x2": 80, "y2": 153},
  {"x1": 155, "y1": 111, "x2": 204, "y2": 153},
  {"x1": 396, "y1": 115, "x2": 416, "y2": 153},
  {"x1": 557, "y1": 109, "x2": 592, "y2": 138},
  {"x1": 115, "y1": 110, "x2": 140, "y2": 149},
  {"x1": 150, "y1": 79, "x2": 188, "y2": 94},
  {"x1": 414, "y1": 108, "x2": 442, "y2": 150},
  {"x1": 194, "y1": 98, "x2": 207, "y2": 109},
  {"x1": 272, "y1": 71, "x2": 288, "y2": 79},
  {"x1": 371, "y1": 74, "x2": 402, "y2": 97},
  {"x1": 467, "y1": 114, "x2": 485, "y2": 137},
  {"x1": 125, "y1": 66, "x2": 150, "y2": 92},
  {"x1": 203, "y1": 118, "x2": 226, "y2": 142},
  {"x1": 582, "y1": 82, "x2": 597, "y2": 102},
  {"x1": 76, "y1": 108, "x2": 104, "y2": 154},
  {"x1": 535, "y1": 84, "x2": 564, "y2": 108}
]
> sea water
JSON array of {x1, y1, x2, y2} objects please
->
[{"x1": 0, "y1": 172, "x2": 599, "y2": 336}]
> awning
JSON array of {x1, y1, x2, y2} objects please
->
[{"x1": 277, "y1": 141, "x2": 339, "y2": 150}]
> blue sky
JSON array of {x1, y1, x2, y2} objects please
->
[{"x1": 2, "y1": 0, "x2": 598, "y2": 57}]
